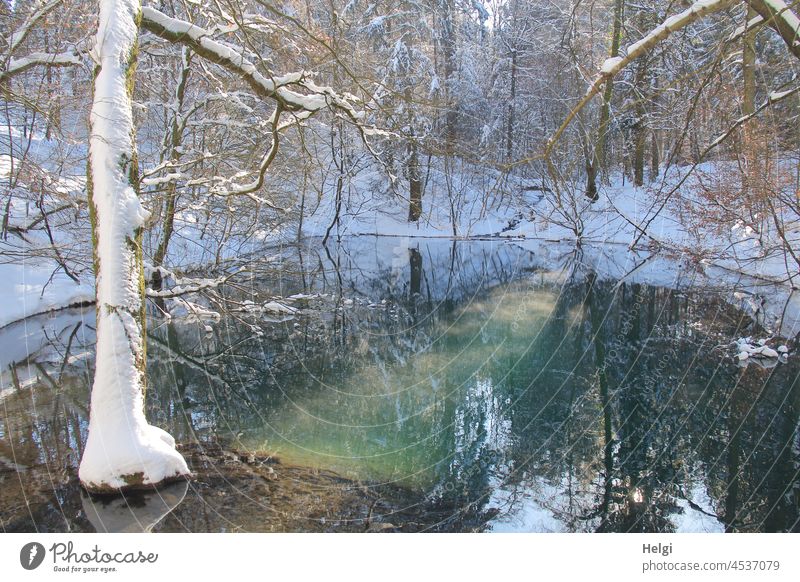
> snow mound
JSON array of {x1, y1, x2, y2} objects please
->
[
  {"x1": 734, "y1": 337, "x2": 790, "y2": 363},
  {"x1": 79, "y1": 423, "x2": 190, "y2": 493},
  {"x1": 262, "y1": 301, "x2": 298, "y2": 315}
]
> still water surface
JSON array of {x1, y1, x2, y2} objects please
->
[{"x1": 2, "y1": 238, "x2": 798, "y2": 531}]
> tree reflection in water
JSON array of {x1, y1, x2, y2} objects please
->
[
  {"x1": 82, "y1": 481, "x2": 188, "y2": 533},
  {"x1": 1, "y1": 238, "x2": 798, "y2": 532}
]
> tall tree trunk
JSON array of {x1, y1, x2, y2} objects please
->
[
  {"x1": 151, "y1": 48, "x2": 191, "y2": 292},
  {"x1": 650, "y1": 130, "x2": 660, "y2": 179},
  {"x1": 408, "y1": 129, "x2": 423, "y2": 221},
  {"x1": 323, "y1": 123, "x2": 345, "y2": 244},
  {"x1": 742, "y1": 6, "x2": 757, "y2": 116},
  {"x1": 439, "y1": 0, "x2": 457, "y2": 150},
  {"x1": 79, "y1": 0, "x2": 189, "y2": 494},
  {"x1": 506, "y1": 47, "x2": 517, "y2": 162},
  {"x1": 632, "y1": 7, "x2": 655, "y2": 188},
  {"x1": 588, "y1": 0, "x2": 624, "y2": 201},
  {"x1": 406, "y1": 82, "x2": 422, "y2": 222},
  {"x1": 585, "y1": 156, "x2": 598, "y2": 202},
  {"x1": 633, "y1": 117, "x2": 646, "y2": 187}
]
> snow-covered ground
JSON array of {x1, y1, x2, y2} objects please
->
[
  {"x1": 298, "y1": 159, "x2": 798, "y2": 285},
  {"x1": 284, "y1": 157, "x2": 799, "y2": 336},
  {"x1": 2, "y1": 153, "x2": 799, "y2": 339}
]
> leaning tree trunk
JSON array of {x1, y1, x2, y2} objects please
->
[{"x1": 79, "y1": 0, "x2": 189, "y2": 494}]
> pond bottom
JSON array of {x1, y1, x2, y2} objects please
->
[{"x1": 0, "y1": 441, "x2": 482, "y2": 533}]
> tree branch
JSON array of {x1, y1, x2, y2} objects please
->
[
  {"x1": 0, "y1": 51, "x2": 82, "y2": 82},
  {"x1": 745, "y1": 0, "x2": 800, "y2": 59},
  {"x1": 543, "y1": 0, "x2": 737, "y2": 160}
]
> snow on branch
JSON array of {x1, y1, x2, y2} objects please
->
[
  {"x1": 206, "y1": 103, "x2": 285, "y2": 206},
  {"x1": 7, "y1": 0, "x2": 64, "y2": 56},
  {"x1": 709, "y1": 83, "x2": 800, "y2": 147},
  {"x1": 746, "y1": 0, "x2": 800, "y2": 58},
  {"x1": 1, "y1": 51, "x2": 82, "y2": 82},
  {"x1": 145, "y1": 266, "x2": 245, "y2": 299},
  {"x1": 139, "y1": 6, "x2": 388, "y2": 202},
  {"x1": 543, "y1": 0, "x2": 737, "y2": 158},
  {"x1": 729, "y1": 11, "x2": 765, "y2": 40},
  {"x1": 140, "y1": 7, "x2": 356, "y2": 115},
  {"x1": 0, "y1": 1, "x2": 85, "y2": 83}
]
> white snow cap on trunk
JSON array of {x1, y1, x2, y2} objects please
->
[{"x1": 79, "y1": 0, "x2": 189, "y2": 492}]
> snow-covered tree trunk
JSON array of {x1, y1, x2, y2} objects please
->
[{"x1": 78, "y1": 0, "x2": 189, "y2": 493}]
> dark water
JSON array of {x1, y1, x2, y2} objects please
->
[{"x1": 1, "y1": 238, "x2": 799, "y2": 532}]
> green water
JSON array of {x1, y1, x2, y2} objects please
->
[{"x1": 242, "y1": 282, "x2": 558, "y2": 488}]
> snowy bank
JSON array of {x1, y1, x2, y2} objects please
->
[{"x1": 0, "y1": 262, "x2": 94, "y2": 329}]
